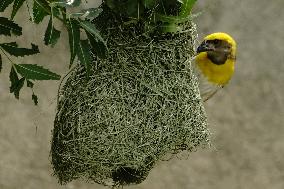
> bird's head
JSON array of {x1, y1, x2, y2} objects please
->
[{"x1": 197, "y1": 32, "x2": 237, "y2": 65}]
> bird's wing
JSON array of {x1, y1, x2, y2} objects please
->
[
  {"x1": 196, "y1": 69, "x2": 223, "y2": 102},
  {"x1": 201, "y1": 86, "x2": 222, "y2": 102}
]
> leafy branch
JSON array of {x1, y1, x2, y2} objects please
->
[
  {"x1": 106, "y1": 0, "x2": 198, "y2": 32},
  {"x1": 0, "y1": 0, "x2": 107, "y2": 105}
]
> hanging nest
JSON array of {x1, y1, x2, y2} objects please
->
[{"x1": 51, "y1": 7, "x2": 210, "y2": 187}]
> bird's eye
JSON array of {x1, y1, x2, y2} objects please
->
[{"x1": 213, "y1": 39, "x2": 219, "y2": 44}]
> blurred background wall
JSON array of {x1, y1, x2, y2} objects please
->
[{"x1": 1, "y1": 0, "x2": 284, "y2": 188}]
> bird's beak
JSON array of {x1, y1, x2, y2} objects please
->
[{"x1": 197, "y1": 41, "x2": 214, "y2": 53}]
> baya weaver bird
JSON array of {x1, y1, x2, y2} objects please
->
[{"x1": 194, "y1": 32, "x2": 237, "y2": 101}]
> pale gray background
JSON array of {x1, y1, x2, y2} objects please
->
[{"x1": 1, "y1": 0, "x2": 284, "y2": 188}]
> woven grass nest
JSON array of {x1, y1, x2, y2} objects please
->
[{"x1": 51, "y1": 7, "x2": 210, "y2": 187}]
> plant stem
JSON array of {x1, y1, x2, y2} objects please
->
[
  {"x1": 0, "y1": 48, "x2": 15, "y2": 66},
  {"x1": 34, "y1": 0, "x2": 64, "y2": 22}
]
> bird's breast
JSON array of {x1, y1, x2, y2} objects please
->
[{"x1": 195, "y1": 52, "x2": 235, "y2": 86}]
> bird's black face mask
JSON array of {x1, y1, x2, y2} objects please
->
[{"x1": 197, "y1": 39, "x2": 232, "y2": 65}]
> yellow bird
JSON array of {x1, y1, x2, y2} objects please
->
[{"x1": 195, "y1": 32, "x2": 237, "y2": 101}]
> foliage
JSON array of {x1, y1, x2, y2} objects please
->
[
  {"x1": 106, "y1": 0, "x2": 198, "y2": 32},
  {"x1": 0, "y1": 0, "x2": 106, "y2": 105}
]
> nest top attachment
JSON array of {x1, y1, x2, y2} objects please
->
[{"x1": 51, "y1": 8, "x2": 209, "y2": 187}]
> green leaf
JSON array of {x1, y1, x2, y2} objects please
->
[
  {"x1": 0, "y1": 54, "x2": 2, "y2": 73},
  {"x1": 49, "y1": 0, "x2": 69, "y2": 8},
  {"x1": 14, "y1": 64, "x2": 61, "y2": 80},
  {"x1": 11, "y1": 0, "x2": 25, "y2": 19},
  {"x1": 0, "y1": 42, "x2": 39, "y2": 57},
  {"x1": 83, "y1": 8, "x2": 102, "y2": 20},
  {"x1": 0, "y1": 0, "x2": 14, "y2": 12},
  {"x1": 105, "y1": 0, "x2": 115, "y2": 9},
  {"x1": 44, "y1": 16, "x2": 61, "y2": 47},
  {"x1": 11, "y1": 77, "x2": 25, "y2": 99},
  {"x1": 32, "y1": 93, "x2": 38, "y2": 105},
  {"x1": 79, "y1": 20, "x2": 105, "y2": 43},
  {"x1": 61, "y1": 7, "x2": 67, "y2": 22},
  {"x1": 79, "y1": 20, "x2": 107, "y2": 59},
  {"x1": 156, "y1": 13, "x2": 188, "y2": 23},
  {"x1": 70, "y1": 8, "x2": 103, "y2": 20},
  {"x1": 67, "y1": 18, "x2": 80, "y2": 66},
  {"x1": 106, "y1": 0, "x2": 144, "y2": 18},
  {"x1": 51, "y1": 6, "x2": 61, "y2": 17},
  {"x1": 86, "y1": 32, "x2": 108, "y2": 59},
  {"x1": 33, "y1": 0, "x2": 50, "y2": 24},
  {"x1": 50, "y1": 0, "x2": 81, "y2": 8},
  {"x1": 142, "y1": 0, "x2": 157, "y2": 8},
  {"x1": 9, "y1": 67, "x2": 25, "y2": 99},
  {"x1": 9, "y1": 66, "x2": 18, "y2": 89},
  {"x1": 180, "y1": 0, "x2": 197, "y2": 17},
  {"x1": 26, "y1": 79, "x2": 34, "y2": 88},
  {"x1": 77, "y1": 40, "x2": 91, "y2": 78},
  {"x1": 0, "y1": 17, "x2": 22, "y2": 36}
]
